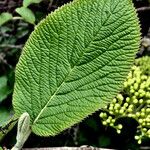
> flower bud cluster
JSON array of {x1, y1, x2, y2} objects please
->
[
  {"x1": 100, "y1": 59, "x2": 150, "y2": 144},
  {"x1": 135, "y1": 56, "x2": 150, "y2": 76}
]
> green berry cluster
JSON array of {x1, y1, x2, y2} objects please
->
[{"x1": 100, "y1": 57, "x2": 150, "y2": 144}]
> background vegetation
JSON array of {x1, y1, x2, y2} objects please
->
[{"x1": 0, "y1": 0, "x2": 150, "y2": 149}]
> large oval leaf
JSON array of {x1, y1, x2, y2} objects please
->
[{"x1": 13, "y1": 0, "x2": 140, "y2": 136}]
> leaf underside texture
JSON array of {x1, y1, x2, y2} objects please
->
[{"x1": 13, "y1": 0, "x2": 140, "y2": 136}]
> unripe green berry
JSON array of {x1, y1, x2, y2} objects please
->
[
  {"x1": 126, "y1": 97, "x2": 130, "y2": 102},
  {"x1": 124, "y1": 103, "x2": 128, "y2": 107},
  {"x1": 119, "y1": 109, "x2": 124, "y2": 114},
  {"x1": 115, "y1": 110, "x2": 119, "y2": 113},
  {"x1": 128, "y1": 114, "x2": 133, "y2": 117},
  {"x1": 109, "y1": 111, "x2": 113, "y2": 115},
  {"x1": 146, "y1": 118, "x2": 150, "y2": 122},
  {"x1": 100, "y1": 113, "x2": 104, "y2": 118},
  {"x1": 118, "y1": 124, "x2": 123, "y2": 130},
  {"x1": 102, "y1": 121, "x2": 107, "y2": 125},
  {"x1": 136, "y1": 112, "x2": 140, "y2": 117},
  {"x1": 132, "y1": 66, "x2": 136, "y2": 70},
  {"x1": 104, "y1": 105, "x2": 108, "y2": 109},
  {"x1": 135, "y1": 92, "x2": 139, "y2": 96},
  {"x1": 138, "y1": 139, "x2": 142, "y2": 144},
  {"x1": 139, "y1": 89, "x2": 144, "y2": 94},
  {"x1": 139, "y1": 92, "x2": 145, "y2": 97},
  {"x1": 103, "y1": 113, "x2": 107, "y2": 118},
  {"x1": 139, "y1": 119, "x2": 143, "y2": 124},
  {"x1": 128, "y1": 79, "x2": 134, "y2": 85},
  {"x1": 117, "y1": 94, "x2": 124, "y2": 101},
  {"x1": 110, "y1": 103, "x2": 114, "y2": 108},
  {"x1": 141, "y1": 108, "x2": 145, "y2": 112},
  {"x1": 128, "y1": 108, "x2": 133, "y2": 113},
  {"x1": 117, "y1": 129, "x2": 121, "y2": 134},
  {"x1": 110, "y1": 123, "x2": 114, "y2": 127},
  {"x1": 146, "y1": 108, "x2": 150, "y2": 113},
  {"x1": 130, "y1": 89, "x2": 135, "y2": 94},
  {"x1": 142, "y1": 128, "x2": 147, "y2": 132},
  {"x1": 134, "y1": 83, "x2": 139, "y2": 90},
  {"x1": 147, "y1": 129, "x2": 150, "y2": 134},
  {"x1": 142, "y1": 122, "x2": 146, "y2": 126},
  {"x1": 139, "y1": 99, "x2": 143, "y2": 104},
  {"x1": 140, "y1": 83, "x2": 146, "y2": 89},
  {"x1": 141, "y1": 75, "x2": 147, "y2": 80},
  {"x1": 135, "y1": 135, "x2": 139, "y2": 140},
  {"x1": 147, "y1": 123, "x2": 150, "y2": 126},
  {"x1": 133, "y1": 99, "x2": 138, "y2": 104},
  {"x1": 147, "y1": 100, "x2": 150, "y2": 104},
  {"x1": 136, "y1": 78, "x2": 141, "y2": 84},
  {"x1": 146, "y1": 93, "x2": 150, "y2": 98},
  {"x1": 109, "y1": 106, "x2": 113, "y2": 111},
  {"x1": 112, "y1": 98, "x2": 117, "y2": 103},
  {"x1": 114, "y1": 104, "x2": 120, "y2": 110},
  {"x1": 112, "y1": 119, "x2": 115, "y2": 123},
  {"x1": 106, "y1": 119, "x2": 110, "y2": 123},
  {"x1": 124, "y1": 81, "x2": 128, "y2": 88}
]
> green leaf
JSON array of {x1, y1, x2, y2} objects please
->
[
  {"x1": 23, "y1": 0, "x2": 42, "y2": 7},
  {"x1": 0, "y1": 106, "x2": 13, "y2": 127},
  {"x1": 0, "y1": 12, "x2": 13, "y2": 26},
  {"x1": 0, "y1": 76, "x2": 12, "y2": 102},
  {"x1": 13, "y1": 0, "x2": 140, "y2": 136},
  {"x1": 15, "y1": 7, "x2": 35, "y2": 24},
  {"x1": 0, "y1": 106, "x2": 15, "y2": 142}
]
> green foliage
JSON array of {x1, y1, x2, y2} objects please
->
[
  {"x1": 0, "y1": 76, "x2": 12, "y2": 102},
  {"x1": 0, "y1": 13, "x2": 13, "y2": 26},
  {"x1": 0, "y1": 0, "x2": 43, "y2": 25},
  {"x1": 100, "y1": 56, "x2": 150, "y2": 144},
  {"x1": 0, "y1": 22, "x2": 28, "y2": 141},
  {"x1": 23, "y1": 0, "x2": 43, "y2": 7},
  {"x1": 0, "y1": 106, "x2": 12, "y2": 126},
  {"x1": 0, "y1": 0, "x2": 50, "y2": 143},
  {"x1": 13, "y1": 0, "x2": 140, "y2": 137},
  {"x1": 15, "y1": 7, "x2": 35, "y2": 25},
  {"x1": 0, "y1": 106, "x2": 15, "y2": 141}
]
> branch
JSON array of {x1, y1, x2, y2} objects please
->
[
  {"x1": 0, "y1": 44, "x2": 23, "y2": 49},
  {"x1": 23, "y1": 147, "x2": 115, "y2": 150},
  {"x1": 137, "y1": 7, "x2": 150, "y2": 12}
]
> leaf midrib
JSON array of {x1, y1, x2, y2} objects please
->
[
  {"x1": 32, "y1": 22, "x2": 102, "y2": 125},
  {"x1": 33, "y1": 66, "x2": 74, "y2": 124}
]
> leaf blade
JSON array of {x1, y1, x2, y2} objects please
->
[
  {"x1": 15, "y1": 7, "x2": 35, "y2": 24},
  {"x1": 13, "y1": 0, "x2": 140, "y2": 136},
  {"x1": 0, "y1": 12, "x2": 13, "y2": 26},
  {"x1": 23, "y1": 0, "x2": 42, "y2": 7},
  {"x1": 0, "y1": 76, "x2": 12, "y2": 102}
]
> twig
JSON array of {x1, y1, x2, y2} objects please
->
[
  {"x1": 140, "y1": 147, "x2": 150, "y2": 150},
  {"x1": 13, "y1": 17, "x2": 23, "y2": 20},
  {"x1": 0, "y1": 53, "x2": 12, "y2": 68},
  {"x1": 137, "y1": 7, "x2": 150, "y2": 12},
  {"x1": 0, "y1": 44, "x2": 23, "y2": 49},
  {"x1": 23, "y1": 147, "x2": 115, "y2": 150},
  {"x1": 48, "y1": 0, "x2": 54, "y2": 10}
]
